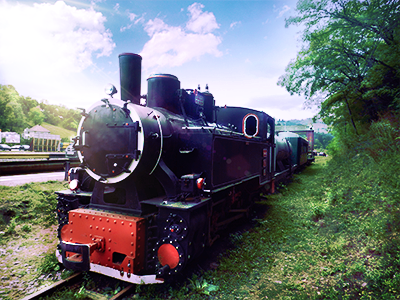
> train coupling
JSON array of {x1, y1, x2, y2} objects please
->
[{"x1": 156, "y1": 264, "x2": 171, "y2": 279}]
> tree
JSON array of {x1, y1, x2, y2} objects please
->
[
  {"x1": 314, "y1": 132, "x2": 334, "y2": 149},
  {"x1": 0, "y1": 85, "x2": 28, "y2": 132},
  {"x1": 28, "y1": 107, "x2": 45, "y2": 126},
  {"x1": 6, "y1": 100, "x2": 27, "y2": 132},
  {"x1": 278, "y1": 0, "x2": 400, "y2": 135},
  {"x1": 0, "y1": 85, "x2": 12, "y2": 131},
  {"x1": 19, "y1": 96, "x2": 39, "y2": 116}
]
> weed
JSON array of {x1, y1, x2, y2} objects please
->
[
  {"x1": 38, "y1": 251, "x2": 61, "y2": 274},
  {"x1": 21, "y1": 224, "x2": 31, "y2": 233},
  {"x1": 5, "y1": 219, "x2": 16, "y2": 235},
  {"x1": 189, "y1": 275, "x2": 219, "y2": 295}
]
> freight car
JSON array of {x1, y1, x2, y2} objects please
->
[{"x1": 55, "y1": 53, "x2": 313, "y2": 284}]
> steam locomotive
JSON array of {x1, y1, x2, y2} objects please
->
[{"x1": 55, "y1": 53, "x2": 313, "y2": 284}]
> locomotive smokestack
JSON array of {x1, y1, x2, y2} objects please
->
[{"x1": 119, "y1": 53, "x2": 142, "y2": 104}]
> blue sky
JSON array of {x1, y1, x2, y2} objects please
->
[{"x1": 0, "y1": 0, "x2": 318, "y2": 120}]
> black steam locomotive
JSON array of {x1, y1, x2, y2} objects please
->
[{"x1": 55, "y1": 53, "x2": 313, "y2": 284}]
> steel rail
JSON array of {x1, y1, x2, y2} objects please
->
[
  {"x1": 21, "y1": 272, "x2": 83, "y2": 300},
  {"x1": 21, "y1": 272, "x2": 135, "y2": 300}
]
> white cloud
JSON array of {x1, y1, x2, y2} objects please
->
[
  {"x1": 134, "y1": 15, "x2": 146, "y2": 25},
  {"x1": 129, "y1": 12, "x2": 137, "y2": 21},
  {"x1": 121, "y1": 12, "x2": 145, "y2": 31},
  {"x1": 277, "y1": 5, "x2": 290, "y2": 18},
  {"x1": 0, "y1": 0, "x2": 115, "y2": 106},
  {"x1": 186, "y1": 3, "x2": 219, "y2": 34},
  {"x1": 120, "y1": 24, "x2": 132, "y2": 32},
  {"x1": 140, "y1": 3, "x2": 222, "y2": 71},
  {"x1": 230, "y1": 21, "x2": 241, "y2": 29},
  {"x1": 113, "y1": 3, "x2": 119, "y2": 12}
]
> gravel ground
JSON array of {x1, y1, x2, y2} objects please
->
[{"x1": 0, "y1": 225, "x2": 62, "y2": 300}]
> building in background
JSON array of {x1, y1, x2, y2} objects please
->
[
  {"x1": 0, "y1": 129, "x2": 21, "y2": 144},
  {"x1": 23, "y1": 125, "x2": 61, "y2": 152}
]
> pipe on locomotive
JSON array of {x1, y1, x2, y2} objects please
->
[{"x1": 119, "y1": 53, "x2": 142, "y2": 104}]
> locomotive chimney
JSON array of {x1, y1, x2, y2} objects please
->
[{"x1": 119, "y1": 53, "x2": 142, "y2": 104}]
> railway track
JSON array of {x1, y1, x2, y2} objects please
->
[
  {"x1": 0, "y1": 152, "x2": 79, "y2": 175},
  {"x1": 21, "y1": 272, "x2": 135, "y2": 300}
]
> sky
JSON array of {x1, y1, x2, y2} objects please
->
[{"x1": 0, "y1": 0, "x2": 319, "y2": 121}]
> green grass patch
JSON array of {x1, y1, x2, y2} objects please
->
[
  {"x1": 41, "y1": 122, "x2": 76, "y2": 141},
  {"x1": 0, "y1": 181, "x2": 68, "y2": 238},
  {"x1": 131, "y1": 152, "x2": 400, "y2": 299}
]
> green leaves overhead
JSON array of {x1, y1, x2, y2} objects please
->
[{"x1": 278, "y1": 0, "x2": 400, "y2": 133}]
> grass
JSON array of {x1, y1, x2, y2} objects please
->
[
  {"x1": 0, "y1": 180, "x2": 68, "y2": 233},
  {"x1": 130, "y1": 153, "x2": 400, "y2": 299},
  {"x1": 1, "y1": 136, "x2": 400, "y2": 299},
  {"x1": 41, "y1": 122, "x2": 76, "y2": 141}
]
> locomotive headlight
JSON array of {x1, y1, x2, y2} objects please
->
[
  {"x1": 196, "y1": 178, "x2": 204, "y2": 190},
  {"x1": 104, "y1": 84, "x2": 117, "y2": 97},
  {"x1": 69, "y1": 179, "x2": 79, "y2": 191}
]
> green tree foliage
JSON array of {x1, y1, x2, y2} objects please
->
[
  {"x1": 0, "y1": 85, "x2": 28, "y2": 132},
  {"x1": 39, "y1": 101, "x2": 81, "y2": 131},
  {"x1": 0, "y1": 85, "x2": 13, "y2": 131},
  {"x1": 19, "y1": 96, "x2": 39, "y2": 116},
  {"x1": 278, "y1": 0, "x2": 400, "y2": 139},
  {"x1": 0, "y1": 84, "x2": 81, "y2": 133},
  {"x1": 314, "y1": 132, "x2": 333, "y2": 149},
  {"x1": 28, "y1": 107, "x2": 45, "y2": 126}
]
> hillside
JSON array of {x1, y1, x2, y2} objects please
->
[
  {"x1": 0, "y1": 84, "x2": 80, "y2": 135},
  {"x1": 41, "y1": 122, "x2": 76, "y2": 142},
  {"x1": 276, "y1": 118, "x2": 329, "y2": 133}
]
